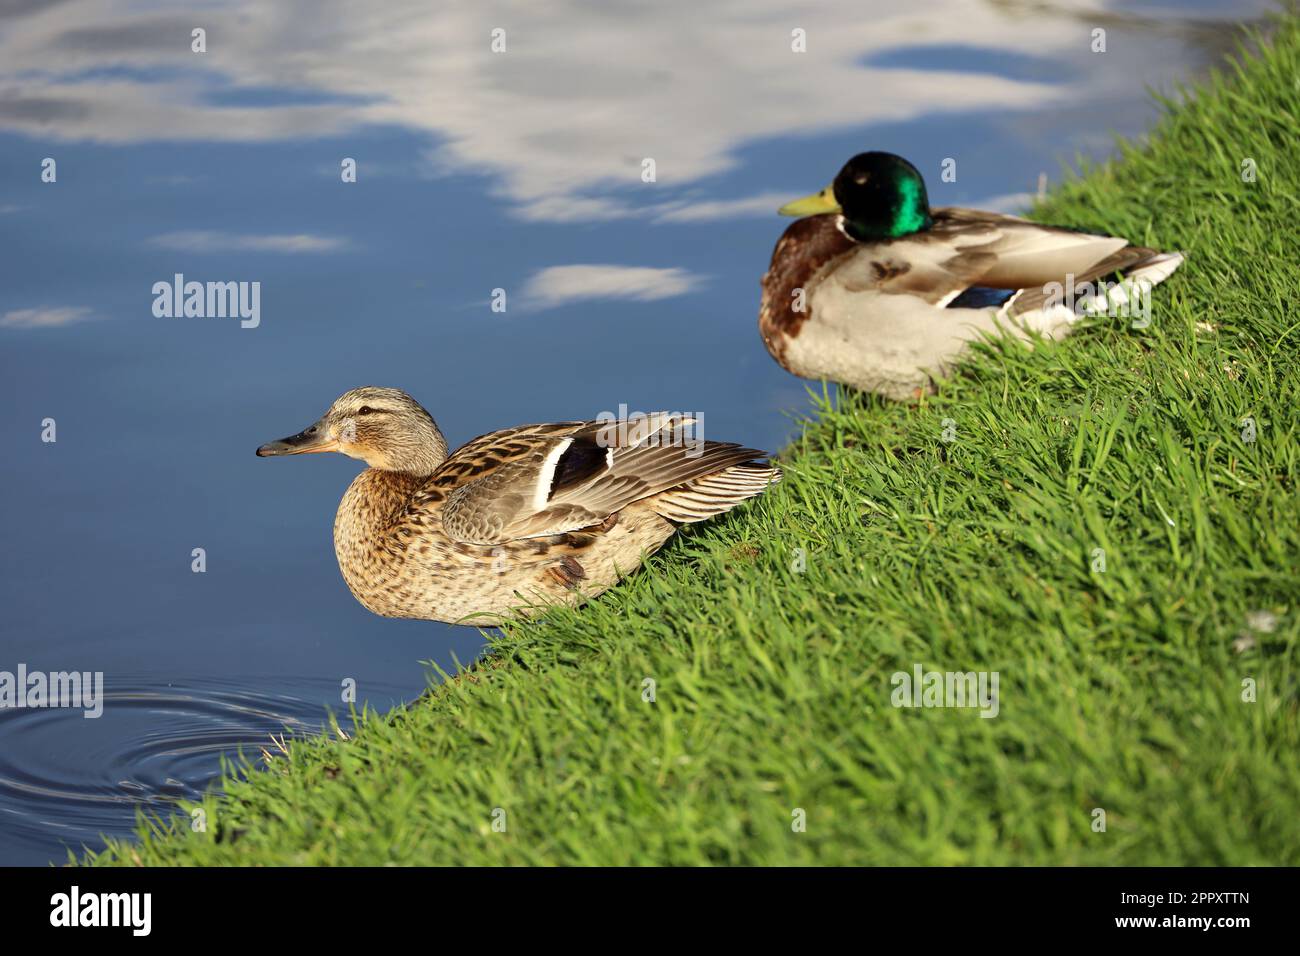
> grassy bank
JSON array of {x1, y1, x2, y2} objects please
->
[{"x1": 87, "y1": 19, "x2": 1299, "y2": 866}]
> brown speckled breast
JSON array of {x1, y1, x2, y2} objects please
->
[{"x1": 758, "y1": 215, "x2": 856, "y2": 365}]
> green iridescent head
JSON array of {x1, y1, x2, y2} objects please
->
[{"x1": 779, "y1": 151, "x2": 934, "y2": 241}]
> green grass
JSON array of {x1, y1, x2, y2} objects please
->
[{"x1": 86, "y1": 18, "x2": 1300, "y2": 866}]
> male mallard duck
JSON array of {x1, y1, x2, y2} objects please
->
[
  {"x1": 760, "y1": 152, "x2": 1183, "y2": 400},
  {"x1": 256, "y1": 387, "x2": 780, "y2": 625}
]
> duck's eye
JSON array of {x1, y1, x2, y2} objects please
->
[{"x1": 357, "y1": 406, "x2": 372, "y2": 416}]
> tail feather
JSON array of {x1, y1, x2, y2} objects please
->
[
  {"x1": 1010, "y1": 247, "x2": 1184, "y2": 317},
  {"x1": 651, "y1": 462, "x2": 782, "y2": 524}
]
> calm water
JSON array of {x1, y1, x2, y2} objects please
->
[{"x1": 0, "y1": 0, "x2": 1273, "y2": 864}]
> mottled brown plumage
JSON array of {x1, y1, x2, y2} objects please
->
[{"x1": 258, "y1": 388, "x2": 780, "y2": 625}]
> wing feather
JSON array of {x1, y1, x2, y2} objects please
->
[
  {"x1": 435, "y1": 415, "x2": 773, "y2": 545},
  {"x1": 833, "y1": 208, "x2": 1133, "y2": 307}
]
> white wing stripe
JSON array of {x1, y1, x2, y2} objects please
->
[{"x1": 532, "y1": 438, "x2": 573, "y2": 512}]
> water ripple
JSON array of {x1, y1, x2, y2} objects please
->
[{"x1": 0, "y1": 676, "x2": 415, "y2": 865}]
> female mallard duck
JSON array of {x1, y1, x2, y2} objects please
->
[
  {"x1": 256, "y1": 387, "x2": 780, "y2": 625},
  {"x1": 760, "y1": 151, "x2": 1183, "y2": 400}
]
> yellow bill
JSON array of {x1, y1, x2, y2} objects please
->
[{"x1": 778, "y1": 185, "x2": 841, "y2": 217}]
